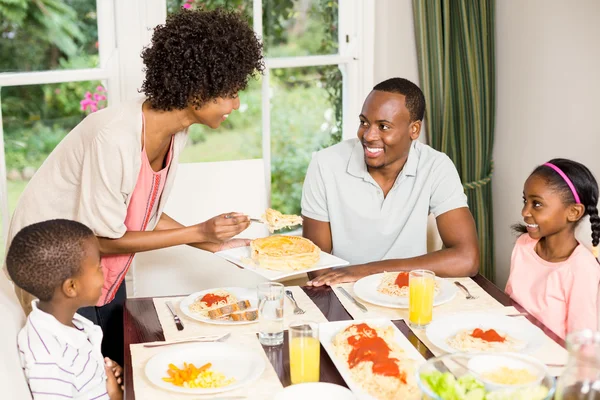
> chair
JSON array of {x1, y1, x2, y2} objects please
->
[
  {"x1": 0, "y1": 273, "x2": 32, "y2": 399},
  {"x1": 130, "y1": 159, "x2": 276, "y2": 297}
]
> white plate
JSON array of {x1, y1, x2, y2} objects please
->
[
  {"x1": 274, "y1": 382, "x2": 356, "y2": 399},
  {"x1": 179, "y1": 287, "x2": 258, "y2": 325},
  {"x1": 353, "y1": 274, "x2": 457, "y2": 309},
  {"x1": 319, "y1": 319, "x2": 426, "y2": 400},
  {"x1": 425, "y1": 312, "x2": 545, "y2": 354},
  {"x1": 144, "y1": 342, "x2": 264, "y2": 395},
  {"x1": 216, "y1": 245, "x2": 349, "y2": 281}
]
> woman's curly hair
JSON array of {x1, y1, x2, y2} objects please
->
[{"x1": 141, "y1": 8, "x2": 264, "y2": 111}]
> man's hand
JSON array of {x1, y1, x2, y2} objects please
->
[{"x1": 306, "y1": 265, "x2": 373, "y2": 286}]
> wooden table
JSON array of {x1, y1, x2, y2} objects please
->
[{"x1": 123, "y1": 274, "x2": 564, "y2": 399}]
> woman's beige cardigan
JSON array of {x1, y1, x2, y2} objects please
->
[{"x1": 5, "y1": 97, "x2": 188, "y2": 314}]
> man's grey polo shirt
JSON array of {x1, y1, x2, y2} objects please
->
[{"x1": 301, "y1": 138, "x2": 468, "y2": 264}]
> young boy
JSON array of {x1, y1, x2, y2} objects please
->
[{"x1": 6, "y1": 219, "x2": 123, "y2": 400}]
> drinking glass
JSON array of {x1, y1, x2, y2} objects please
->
[
  {"x1": 408, "y1": 269, "x2": 435, "y2": 328},
  {"x1": 289, "y1": 321, "x2": 320, "y2": 384},
  {"x1": 555, "y1": 330, "x2": 600, "y2": 400},
  {"x1": 258, "y1": 282, "x2": 284, "y2": 345}
]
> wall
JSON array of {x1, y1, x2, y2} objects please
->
[
  {"x1": 374, "y1": 0, "x2": 600, "y2": 286},
  {"x1": 494, "y1": 0, "x2": 600, "y2": 286}
]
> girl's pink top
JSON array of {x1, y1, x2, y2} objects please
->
[
  {"x1": 98, "y1": 116, "x2": 173, "y2": 305},
  {"x1": 506, "y1": 234, "x2": 600, "y2": 339}
]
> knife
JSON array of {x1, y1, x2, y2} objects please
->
[
  {"x1": 165, "y1": 301, "x2": 184, "y2": 331},
  {"x1": 339, "y1": 287, "x2": 368, "y2": 312}
]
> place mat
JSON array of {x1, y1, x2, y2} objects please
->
[
  {"x1": 154, "y1": 286, "x2": 327, "y2": 341},
  {"x1": 130, "y1": 332, "x2": 284, "y2": 399},
  {"x1": 332, "y1": 277, "x2": 505, "y2": 320},
  {"x1": 410, "y1": 306, "x2": 568, "y2": 377}
]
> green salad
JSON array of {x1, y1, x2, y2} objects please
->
[{"x1": 420, "y1": 372, "x2": 550, "y2": 400}]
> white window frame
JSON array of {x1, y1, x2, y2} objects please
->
[
  {"x1": 0, "y1": 0, "x2": 119, "y2": 244},
  {"x1": 0, "y1": 0, "x2": 374, "y2": 245}
]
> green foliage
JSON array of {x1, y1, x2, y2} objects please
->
[{"x1": 4, "y1": 122, "x2": 69, "y2": 170}]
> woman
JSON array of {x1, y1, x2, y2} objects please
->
[{"x1": 5, "y1": 8, "x2": 264, "y2": 364}]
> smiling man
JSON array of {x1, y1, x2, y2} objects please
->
[{"x1": 301, "y1": 78, "x2": 479, "y2": 286}]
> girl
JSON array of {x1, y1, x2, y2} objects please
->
[{"x1": 506, "y1": 158, "x2": 600, "y2": 339}]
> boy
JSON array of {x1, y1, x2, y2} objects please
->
[{"x1": 6, "y1": 219, "x2": 123, "y2": 400}]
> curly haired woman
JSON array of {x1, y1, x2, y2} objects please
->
[{"x1": 4, "y1": 8, "x2": 264, "y2": 364}]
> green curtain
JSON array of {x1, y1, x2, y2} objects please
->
[{"x1": 413, "y1": 0, "x2": 496, "y2": 280}]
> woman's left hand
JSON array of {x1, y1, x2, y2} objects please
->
[{"x1": 218, "y1": 238, "x2": 251, "y2": 251}]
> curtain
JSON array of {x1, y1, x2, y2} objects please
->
[{"x1": 413, "y1": 0, "x2": 496, "y2": 280}]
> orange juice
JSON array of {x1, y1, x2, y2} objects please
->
[
  {"x1": 408, "y1": 270, "x2": 435, "y2": 328},
  {"x1": 289, "y1": 336, "x2": 320, "y2": 383}
]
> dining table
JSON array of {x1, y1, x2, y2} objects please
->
[{"x1": 123, "y1": 274, "x2": 565, "y2": 399}]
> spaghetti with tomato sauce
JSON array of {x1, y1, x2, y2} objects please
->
[
  {"x1": 332, "y1": 323, "x2": 420, "y2": 399},
  {"x1": 447, "y1": 327, "x2": 524, "y2": 352}
]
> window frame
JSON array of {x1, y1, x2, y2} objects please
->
[{"x1": 0, "y1": 0, "x2": 374, "y2": 246}]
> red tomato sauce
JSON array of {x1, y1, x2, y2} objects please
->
[
  {"x1": 201, "y1": 293, "x2": 229, "y2": 307},
  {"x1": 471, "y1": 328, "x2": 506, "y2": 342},
  {"x1": 345, "y1": 323, "x2": 407, "y2": 383},
  {"x1": 394, "y1": 272, "x2": 410, "y2": 288}
]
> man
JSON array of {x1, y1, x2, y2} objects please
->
[{"x1": 302, "y1": 77, "x2": 479, "y2": 286}]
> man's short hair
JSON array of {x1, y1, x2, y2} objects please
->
[
  {"x1": 373, "y1": 77, "x2": 426, "y2": 122},
  {"x1": 6, "y1": 219, "x2": 95, "y2": 301}
]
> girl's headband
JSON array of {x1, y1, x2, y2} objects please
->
[{"x1": 543, "y1": 162, "x2": 581, "y2": 204}]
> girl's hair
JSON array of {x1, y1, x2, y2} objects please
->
[{"x1": 513, "y1": 158, "x2": 600, "y2": 256}]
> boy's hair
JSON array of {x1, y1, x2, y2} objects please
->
[
  {"x1": 373, "y1": 77, "x2": 426, "y2": 122},
  {"x1": 141, "y1": 8, "x2": 264, "y2": 111},
  {"x1": 514, "y1": 158, "x2": 600, "y2": 250},
  {"x1": 6, "y1": 219, "x2": 95, "y2": 301}
]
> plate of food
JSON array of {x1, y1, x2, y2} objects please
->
[
  {"x1": 179, "y1": 287, "x2": 258, "y2": 325},
  {"x1": 216, "y1": 235, "x2": 349, "y2": 280},
  {"x1": 352, "y1": 272, "x2": 457, "y2": 309},
  {"x1": 319, "y1": 319, "x2": 425, "y2": 400},
  {"x1": 145, "y1": 342, "x2": 264, "y2": 394},
  {"x1": 417, "y1": 352, "x2": 554, "y2": 400},
  {"x1": 425, "y1": 312, "x2": 545, "y2": 354}
]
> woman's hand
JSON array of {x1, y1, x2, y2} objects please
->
[
  {"x1": 218, "y1": 238, "x2": 251, "y2": 251},
  {"x1": 199, "y1": 212, "x2": 250, "y2": 243}
]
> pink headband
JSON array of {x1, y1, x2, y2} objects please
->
[{"x1": 544, "y1": 162, "x2": 581, "y2": 204}]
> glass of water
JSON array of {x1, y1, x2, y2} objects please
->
[{"x1": 257, "y1": 282, "x2": 284, "y2": 345}]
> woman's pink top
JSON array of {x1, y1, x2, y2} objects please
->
[
  {"x1": 98, "y1": 116, "x2": 173, "y2": 305},
  {"x1": 505, "y1": 234, "x2": 600, "y2": 339}
]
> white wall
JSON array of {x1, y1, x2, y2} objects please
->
[
  {"x1": 374, "y1": 0, "x2": 600, "y2": 286},
  {"x1": 494, "y1": 0, "x2": 600, "y2": 286}
]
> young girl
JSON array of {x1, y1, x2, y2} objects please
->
[{"x1": 506, "y1": 158, "x2": 600, "y2": 339}]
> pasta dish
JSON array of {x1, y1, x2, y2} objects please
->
[
  {"x1": 261, "y1": 208, "x2": 303, "y2": 233},
  {"x1": 377, "y1": 271, "x2": 440, "y2": 297},
  {"x1": 250, "y1": 235, "x2": 320, "y2": 271},
  {"x1": 447, "y1": 328, "x2": 524, "y2": 352},
  {"x1": 189, "y1": 289, "x2": 237, "y2": 315},
  {"x1": 332, "y1": 323, "x2": 420, "y2": 400}
]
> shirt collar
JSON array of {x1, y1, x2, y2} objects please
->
[
  {"x1": 29, "y1": 300, "x2": 101, "y2": 349},
  {"x1": 346, "y1": 139, "x2": 419, "y2": 181}
]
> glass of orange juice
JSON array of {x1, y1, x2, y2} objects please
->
[
  {"x1": 409, "y1": 269, "x2": 435, "y2": 328},
  {"x1": 288, "y1": 321, "x2": 320, "y2": 384}
]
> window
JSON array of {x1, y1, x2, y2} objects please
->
[
  {"x1": 165, "y1": 0, "x2": 372, "y2": 215},
  {"x1": 0, "y1": 0, "x2": 117, "y2": 249},
  {"x1": 0, "y1": 0, "x2": 372, "y2": 249}
]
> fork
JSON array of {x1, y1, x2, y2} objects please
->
[
  {"x1": 285, "y1": 290, "x2": 306, "y2": 315},
  {"x1": 143, "y1": 332, "x2": 231, "y2": 348},
  {"x1": 454, "y1": 281, "x2": 478, "y2": 300}
]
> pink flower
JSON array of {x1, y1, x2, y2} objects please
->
[
  {"x1": 84, "y1": 91, "x2": 92, "y2": 100},
  {"x1": 94, "y1": 93, "x2": 107, "y2": 101},
  {"x1": 183, "y1": 3, "x2": 191, "y2": 9},
  {"x1": 54, "y1": 89, "x2": 61, "y2": 94},
  {"x1": 96, "y1": 85, "x2": 105, "y2": 92},
  {"x1": 80, "y1": 98, "x2": 96, "y2": 112}
]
